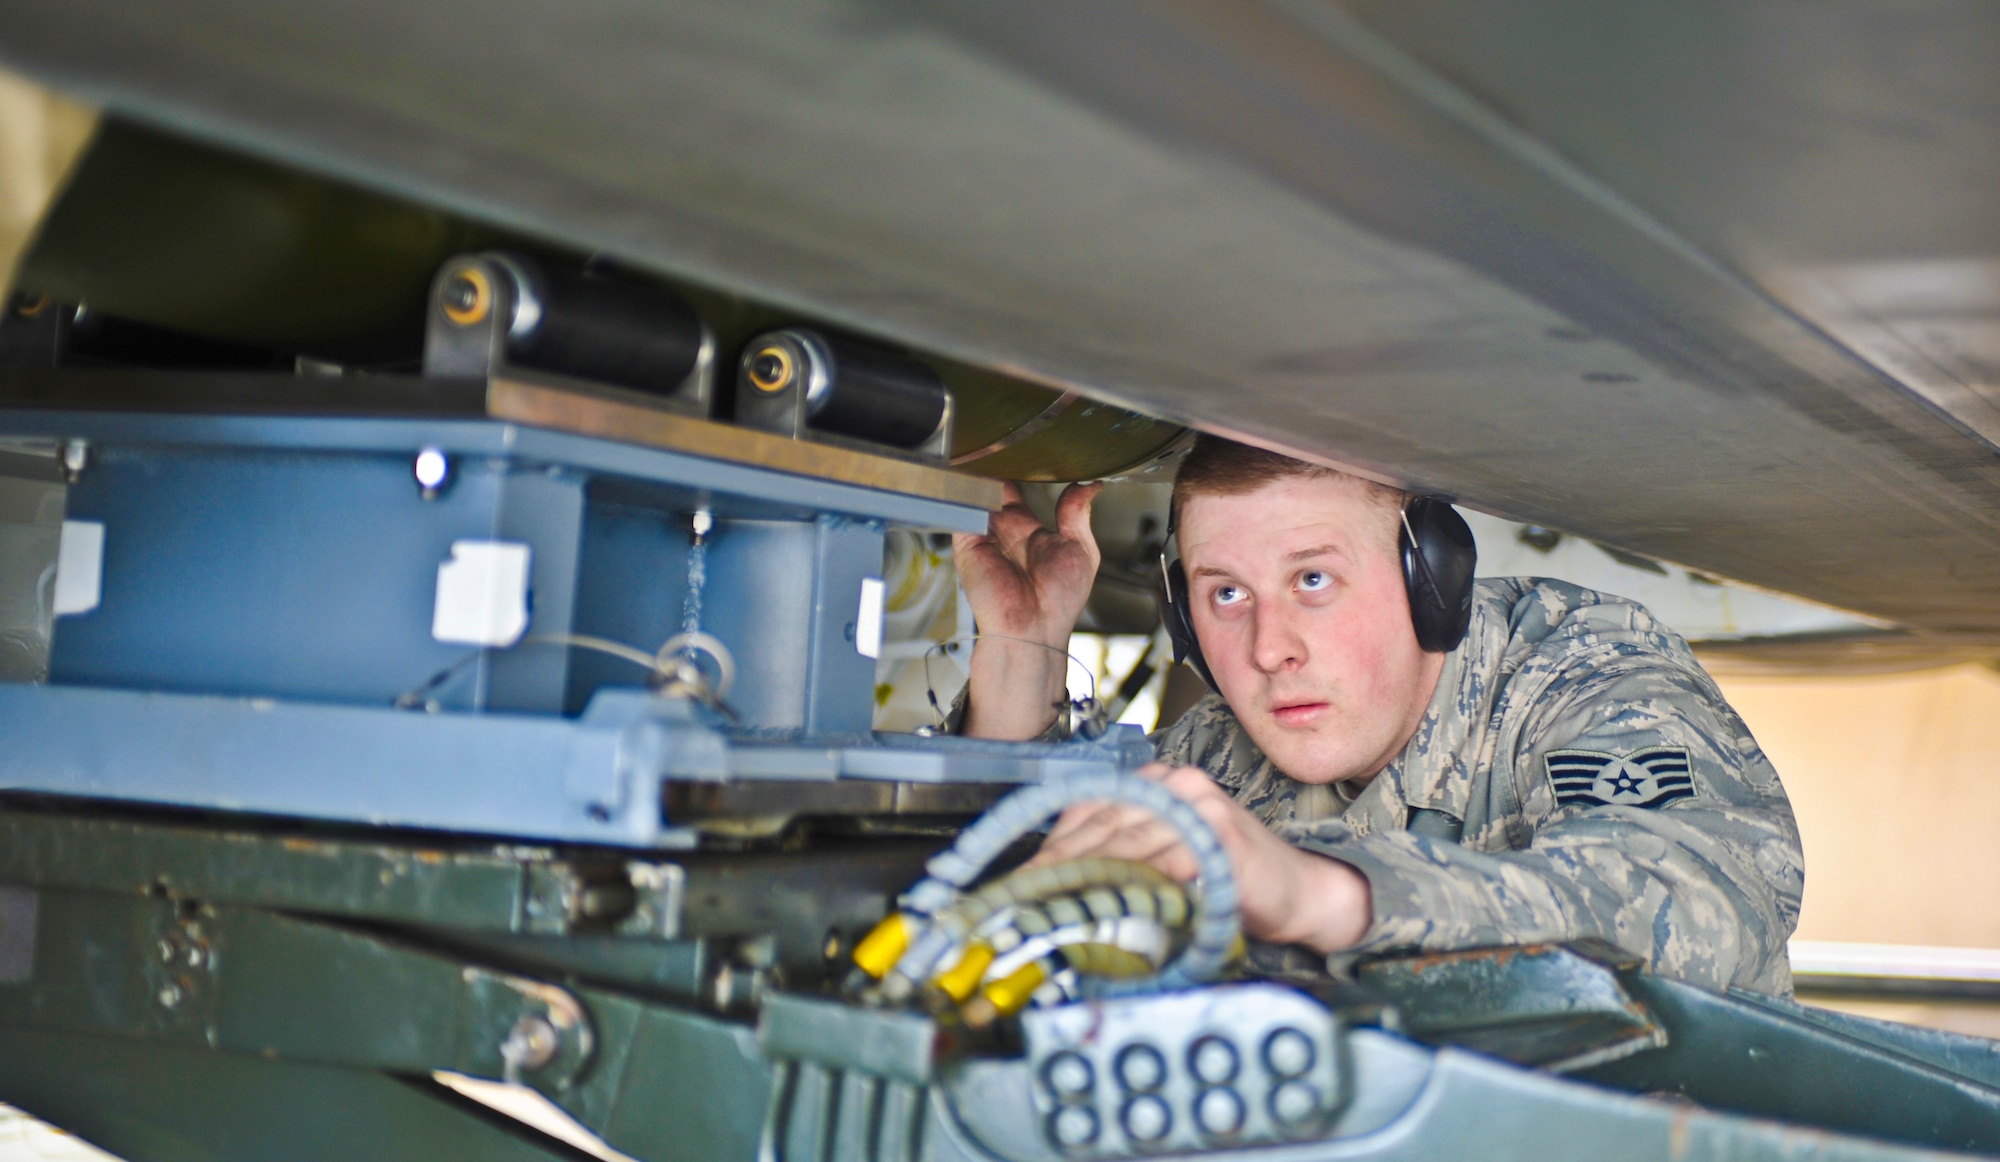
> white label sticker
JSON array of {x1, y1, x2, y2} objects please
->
[
  {"x1": 53, "y1": 520, "x2": 104, "y2": 616},
  {"x1": 855, "y1": 576, "x2": 886, "y2": 659},
  {"x1": 432, "y1": 540, "x2": 532, "y2": 647}
]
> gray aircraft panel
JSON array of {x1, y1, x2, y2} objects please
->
[{"x1": 1, "y1": 0, "x2": 1997, "y2": 642}]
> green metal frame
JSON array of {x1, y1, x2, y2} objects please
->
[
  {"x1": 5, "y1": 802, "x2": 2000, "y2": 1162},
  {"x1": 0, "y1": 1027, "x2": 597, "y2": 1162},
  {"x1": 0, "y1": 804, "x2": 819, "y2": 1162}
]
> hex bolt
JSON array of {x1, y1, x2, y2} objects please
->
[
  {"x1": 500, "y1": 1013, "x2": 562, "y2": 1083},
  {"x1": 157, "y1": 982, "x2": 184, "y2": 1010}
]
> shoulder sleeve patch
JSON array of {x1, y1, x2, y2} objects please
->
[{"x1": 1545, "y1": 747, "x2": 1695, "y2": 809}]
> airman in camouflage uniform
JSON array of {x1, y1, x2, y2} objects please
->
[
  {"x1": 954, "y1": 441, "x2": 1804, "y2": 997},
  {"x1": 1153, "y1": 575, "x2": 1804, "y2": 996}
]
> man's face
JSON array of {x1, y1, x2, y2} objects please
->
[{"x1": 1178, "y1": 476, "x2": 1444, "y2": 786}]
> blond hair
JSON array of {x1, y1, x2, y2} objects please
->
[{"x1": 1171, "y1": 436, "x2": 1405, "y2": 547}]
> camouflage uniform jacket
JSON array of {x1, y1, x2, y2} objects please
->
[{"x1": 1152, "y1": 577, "x2": 1804, "y2": 996}]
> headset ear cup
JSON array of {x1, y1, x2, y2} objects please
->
[
  {"x1": 1401, "y1": 497, "x2": 1478, "y2": 653},
  {"x1": 1160, "y1": 558, "x2": 1216, "y2": 690}
]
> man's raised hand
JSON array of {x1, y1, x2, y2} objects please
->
[{"x1": 952, "y1": 482, "x2": 1102, "y2": 739}]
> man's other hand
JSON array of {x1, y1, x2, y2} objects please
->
[
  {"x1": 953, "y1": 481, "x2": 1102, "y2": 739},
  {"x1": 1025, "y1": 763, "x2": 1373, "y2": 955}
]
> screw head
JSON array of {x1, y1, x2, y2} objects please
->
[{"x1": 157, "y1": 982, "x2": 184, "y2": 1009}]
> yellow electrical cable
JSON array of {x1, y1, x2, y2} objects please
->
[
  {"x1": 933, "y1": 941, "x2": 996, "y2": 1002},
  {"x1": 852, "y1": 913, "x2": 914, "y2": 980}
]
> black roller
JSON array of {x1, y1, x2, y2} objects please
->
[
  {"x1": 744, "y1": 328, "x2": 948, "y2": 449},
  {"x1": 492, "y1": 256, "x2": 707, "y2": 397}
]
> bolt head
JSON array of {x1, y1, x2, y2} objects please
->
[
  {"x1": 413, "y1": 447, "x2": 450, "y2": 494},
  {"x1": 440, "y1": 268, "x2": 493, "y2": 327},
  {"x1": 503, "y1": 1014, "x2": 562, "y2": 1072},
  {"x1": 746, "y1": 345, "x2": 795, "y2": 393}
]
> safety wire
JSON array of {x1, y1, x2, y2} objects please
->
[
  {"x1": 920, "y1": 634, "x2": 1109, "y2": 740},
  {"x1": 393, "y1": 631, "x2": 738, "y2": 718}
]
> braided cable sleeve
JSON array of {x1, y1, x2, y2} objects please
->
[{"x1": 895, "y1": 770, "x2": 1239, "y2": 994}]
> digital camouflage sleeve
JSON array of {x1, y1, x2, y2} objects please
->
[{"x1": 1152, "y1": 577, "x2": 1805, "y2": 996}]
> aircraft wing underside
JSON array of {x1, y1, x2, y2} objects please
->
[{"x1": 1, "y1": 0, "x2": 1997, "y2": 647}]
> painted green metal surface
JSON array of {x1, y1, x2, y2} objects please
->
[
  {"x1": 0, "y1": 880, "x2": 778, "y2": 1161},
  {"x1": 0, "y1": 1026, "x2": 593, "y2": 1162},
  {"x1": 0, "y1": 806, "x2": 674, "y2": 937},
  {"x1": 3, "y1": 805, "x2": 1998, "y2": 1162},
  {"x1": 0, "y1": 889, "x2": 583, "y2": 1081},
  {"x1": 1582, "y1": 973, "x2": 2000, "y2": 1156}
]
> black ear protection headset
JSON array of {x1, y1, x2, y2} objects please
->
[{"x1": 1158, "y1": 495, "x2": 1478, "y2": 689}]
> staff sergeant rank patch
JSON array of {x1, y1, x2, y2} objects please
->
[{"x1": 1545, "y1": 747, "x2": 1696, "y2": 809}]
